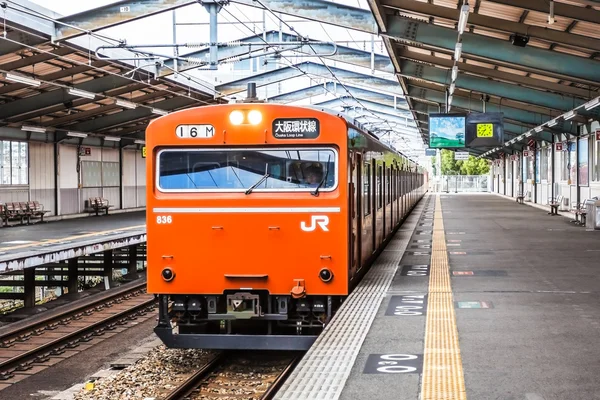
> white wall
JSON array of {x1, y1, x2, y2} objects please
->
[{"x1": 29, "y1": 142, "x2": 56, "y2": 214}]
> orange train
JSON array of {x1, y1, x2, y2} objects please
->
[{"x1": 146, "y1": 100, "x2": 427, "y2": 350}]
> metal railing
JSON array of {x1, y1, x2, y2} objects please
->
[{"x1": 431, "y1": 175, "x2": 490, "y2": 193}]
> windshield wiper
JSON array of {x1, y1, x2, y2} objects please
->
[
  {"x1": 245, "y1": 173, "x2": 270, "y2": 195},
  {"x1": 311, "y1": 154, "x2": 331, "y2": 197}
]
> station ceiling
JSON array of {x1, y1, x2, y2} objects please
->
[{"x1": 0, "y1": 0, "x2": 599, "y2": 157}]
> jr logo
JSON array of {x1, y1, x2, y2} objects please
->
[{"x1": 301, "y1": 215, "x2": 330, "y2": 232}]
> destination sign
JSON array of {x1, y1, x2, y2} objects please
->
[{"x1": 272, "y1": 118, "x2": 320, "y2": 139}]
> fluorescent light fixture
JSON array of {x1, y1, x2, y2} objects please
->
[
  {"x1": 67, "y1": 131, "x2": 88, "y2": 138},
  {"x1": 458, "y1": 4, "x2": 470, "y2": 34},
  {"x1": 547, "y1": 118, "x2": 558, "y2": 127},
  {"x1": 21, "y1": 125, "x2": 46, "y2": 133},
  {"x1": 69, "y1": 88, "x2": 96, "y2": 99},
  {"x1": 134, "y1": 140, "x2": 145, "y2": 145},
  {"x1": 104, "y1": 136, "x2": 121, "y2": 142},
  {"x1": 584, "y1": 97, "x2": 599, "y2": 111},
  {"x1": 526, "y1": 132, "x2": 533, "y2": 137},
  {"x1": 151, "y1": 108, "x2": 168, "y2": 116},
  {"x1": 534, "y1": 126, "x2": 543, "y2": 133},
  {"x1": 448, "y1": 95, "x2": 453, "y2": 105},
  {"x1": 451, "y1": 65, "x2": 458, "y2": 81},
  {"x1": 454, "y1": 43, "x2": 462, "y2": 60},
  {"x1": 563, "y1": 110, "x2": 577, "y2": 120},
  {"x1": 115, "y1": 99, "x2": 137, "y2": 109},
  {"x1": 3, "y1": 72, "x2": 41, "y2": 87}
]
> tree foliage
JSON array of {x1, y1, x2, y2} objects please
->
[{"x1": 434, "y1": 149, "x2": 490, "y2": 176}]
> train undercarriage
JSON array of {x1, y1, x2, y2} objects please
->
[{"x1": 155, "y1": 291, "x2": 340, "y2": 350}]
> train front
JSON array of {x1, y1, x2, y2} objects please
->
[{"x1": 146, "y1": 103, "x2": 348, "y2": 350}]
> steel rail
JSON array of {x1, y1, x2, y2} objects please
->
[
  {"x1": 161, "y1": 352, "x2": 226, "y2": 400},
  {"x1": 0, "y1": 290, "x2": 156, "y2": 378},
  {"x1": 0, "y1": 280, "x2": 147, "y2": 345},
  {"x1": 260, "y1": 355, "x2": 301, "y2": 400}
]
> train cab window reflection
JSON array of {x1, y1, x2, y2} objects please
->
[{"x1": 157, "y1": 148, "x2": 337, "y2": 192}]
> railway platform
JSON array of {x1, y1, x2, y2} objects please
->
[
  {"x1": 276, "y1": 193, "x2": 600, "y2": 400},
  {"x1": 0, "y1": 212, "x2": 147, "y2": 309}
]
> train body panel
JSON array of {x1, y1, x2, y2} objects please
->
[{"x1": 145, "y1": 102, "x2": 427, "y2": 350}]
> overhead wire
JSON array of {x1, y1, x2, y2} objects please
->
[
  {"x1": 1, "y1": 0, "x2": 218, "y2": 97},
  {"x1": 250, "y1": 0, "x2": 411, "y2": 148}
]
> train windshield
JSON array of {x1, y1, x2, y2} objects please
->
[{"x1": 157, "y1": 148, "x2": 337, "y2": 192}]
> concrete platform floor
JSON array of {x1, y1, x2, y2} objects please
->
[
  {"x1": 337, "y1": 193, "x2": 600, "y2": 400},
  {"x1": 0, "y1": 211, "x2": 145, "y2": 245}
]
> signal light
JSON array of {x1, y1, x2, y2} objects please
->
[
  {"x1": 248, "y1": 110, "x2": 262, "y2": 125},
  {"x1": 229, "y1": 110, "x2": 244, "y2": 125}
]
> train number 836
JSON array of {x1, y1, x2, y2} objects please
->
[{"x1": 156, "y1": 215, "x2": 173, "y2": 224}]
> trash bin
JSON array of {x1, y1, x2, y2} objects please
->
[{"x1": 585, "y1": 199, "x2": 600, "y2": 230}]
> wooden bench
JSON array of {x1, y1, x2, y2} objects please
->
[
  {"x1": 547, "y1": 195, "x2": 563, "y2": 215},
  {"x1": 86, "y1": 197, "x2": 113, "y2": 216},
  {"x1": 516, "y1": 190, "x2": 529, "y2": 204},
  {"x1": 27, "y1": 201, "x2": 50, "y2": 223}
]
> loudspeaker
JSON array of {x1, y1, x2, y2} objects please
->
[{"x1": 510, "y1": 34, "x2": 529, "y2": 47}]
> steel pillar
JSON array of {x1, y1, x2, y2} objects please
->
[
  {"x1": 128, "y1": 245, "x2": 138, "y2": 274},
  {"x1": 68, "y1": 258, "x2": 79, "y2": 294},
  {"x1": 104, "y1": 250, "x2": 113, "y2": 285},
  {"x1": 204, "y1": 2, "x2": 220, "y2": 70},
  {"x1": 24, "y1": 268, "x2": 36, "y2": 308}
]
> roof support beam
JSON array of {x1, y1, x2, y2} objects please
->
[
  {"x1": 43, "y1": 90, "x2": 173, "y2": 128},
  {"x1": 314, "y1": 98, "x2": 418, "y2": 131},
  {"x1": 55, "y1": 0, "x2": 198, "y2": 40},
  {"x1": 382, "y1": 0, "x2": 600, "y2": 52},
  {"x1": 395, "y1": 47, "x2": 594, "y2": 100},
  {"x1": 216, "y1": 61, "x2": 404, "y2": 97},
  {"x1": 0, "y1": 61, "x2": 111, "y2": 95},
  {"x1": 269, "y1": 82, "x2": 409, "y2": 110},
  {"x1": 229, "y1": 0, "x2": 377, "y2": 33},
  {"x1": 484, "y1": 0, "x2": 600, "y2": 25},
  {"x1": 385, "y1": 15, "x2": 600, "y2": 85},
  {"x1": 65, "y1": 96, "x2": 196, "y2": 132},
  {"x1": 0, "y1": 74, "x2": 149, "y2": 120},
  {"x1": 3, "y1": 82, "x2": 152, "y2": 123},
  {"x1": 399, "y1": 60, "x2": 586, "y2": 112},
  {"x1": 406, "y1": 79, "x2": 586, "y2": 125},
  {"x1": 163, "y1": 31, "x2": 394, "y2": 76},
  {"x1": 406, "y1": 84, "x2": 578, "y2": 135}
]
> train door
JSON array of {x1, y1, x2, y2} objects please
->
[
  {"x1": 372, "y1": 159, "x2": 377, "y2": 253},
  {"x1": 350, "y1": 152, "x2": 362, "y2": 277},
  {"x1": 382, "y1": 162, "x2": 386, "y2": 238}
]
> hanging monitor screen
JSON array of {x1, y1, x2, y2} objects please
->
[{"x1": 428, "y1": 114, "x2": 466, "y2": 148}]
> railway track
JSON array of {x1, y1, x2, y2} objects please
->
[
  {"x1": 0, "y1": 280, "x2": 156, "y2": 382},
  {"x1": 162, "y1": 351, "x2": 301, "y2": 400}
]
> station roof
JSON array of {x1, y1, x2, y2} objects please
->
[
  {"x1": 367, "y1": 0, "x2": 600, "y2": 156},
  {"x1": 1, "y1": 0, "x2": 598, "y2": 159}
]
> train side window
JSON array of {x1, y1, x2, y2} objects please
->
[
  {"x1": 377, "y1": 166, "x2": 383, "y2": 210},
  {"x1": 386, "y1": 168, "x2": 392, "y2": 204},
  {"x1": 363, "y1": 162, "x2": 371, "y2": 216}
]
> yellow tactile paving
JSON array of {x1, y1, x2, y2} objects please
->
[
  {"x1": 421, "y1": 195, "x2": 467, "y2": 400},
  {"x1": 0, "y1": 224, "x2": 145, "y2": 251}
]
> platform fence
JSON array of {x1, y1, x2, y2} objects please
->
[{"x1": 431, "y1": 175, "x2": 490, "y2": 193}]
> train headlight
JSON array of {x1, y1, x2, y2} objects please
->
[
  {"x1": 229, "y1": 110, "x2": 244, "y2": 125},
  {"x1": 161, "y1": 267, "x2": 175, "y2": 282},
  {"x1": 319, "y1": 268, "x2": 333, "y2": 283},
  {"x1": 247, "y1": 110, "x2": 262, "y2": 125}
]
